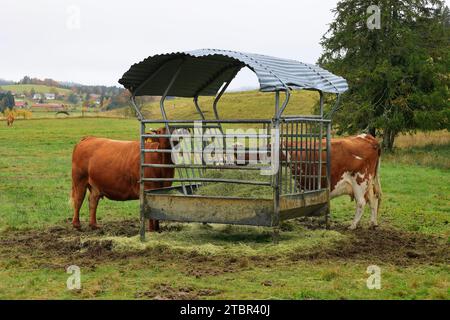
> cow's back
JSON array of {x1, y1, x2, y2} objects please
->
[
  {"x1": 72, "y1": 137, "x2": 141, "y2": 200},
  {"x1": 329, "y1": 134, "x2": 381, "y2": 196}
]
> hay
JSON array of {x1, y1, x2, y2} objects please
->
[{"x1": 194, "y1": 169, "x2": 273, "y2": 199}]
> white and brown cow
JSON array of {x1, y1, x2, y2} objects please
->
[{"x1": 284, "y1": 134, "x2": 382, "y2": 229}]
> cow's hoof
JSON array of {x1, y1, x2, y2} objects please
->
[
  {"x1": 369, "y1": 224, "x2": 379, "y2": 230},
  {"x1": 348, "y1": 225, "x2": 358, "y2": 230},
  {"x1": 72, "y1": 222, "x2": 81, "y2": 230},
  {"x1": 89, "y1": 224, "x2": 101, "y2": 230}
]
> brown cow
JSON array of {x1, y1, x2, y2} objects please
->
[
  {"x1": 283, "y1": 134, "x2": 382, "y2": 229},
  {"x1": 6, "y1": 113, "x2": 14, "y2": 126},
  {"x1": 70, "y1": 128, "x2": 174, "y2": 230}
]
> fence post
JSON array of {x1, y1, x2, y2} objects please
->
[
  {"x1": 325, "y1": 122, "x2": 332, "y2": 229},
  {"x1": 139, "y1": 120, "x2": 146, "y2": 241}
]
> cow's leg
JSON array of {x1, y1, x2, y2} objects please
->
[
  {"x1": 368, "y1": 184, "x2": 379, "y2": 229},
  {"x1": 349, "y1": 199, "x2": 365, "y2": 230},
  {"x1": 148, "y1": 219, "x2": 160, "y2": 232},
  {"x1": 71, "y1": 178, "x2": 87, "y2": 229},
  {"x1": 148, "y1": 219, "x2": 154, "y2": 232},
  {"x1": 88, "y1": 187, "x2": 101, "y2": 230},
  {"x1": 349, "y1": 180, "x2": 367, "y2": 230}
]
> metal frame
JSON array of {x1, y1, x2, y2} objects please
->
[{"x1": 129, "y1": 62, "x2": 337, "y2": 242}]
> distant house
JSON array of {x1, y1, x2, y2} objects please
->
[
  {"x1": 15, "y1": 101, "x2": 28, "y2": 109},
  {"x1": 31, "y1": 103, "x2": 65, "y2": 112},
  {"x1": 32, "y1": 93, "x2": 42, "y2": 100},
  {"x1": 44, "y1": 93, "x2": 56, "y2": 100}
]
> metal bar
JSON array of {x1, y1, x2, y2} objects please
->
[
  {"x1": 142, "y1": 119, "x2": 272, "y2": 124},
  {"x1": 311, "y1": 124, "x2": 314, "y2": 190},
  {"x1": 282, "y1": 115, "x2": 323, "y2": 119},
  {"x1": 284, "y1": 121, "x2": 288, "y2": 194},
  {"x1": 272, "y1": 94, "x2": 281, "y2": 228},
  {"x1": 279, "y1": 122, "x2": 284, "y2": 194},
  {"x1": 142, "y1": 177, "x2": 271, "y2": 186},
  {"x1": 193, "y1": 96, "x2": 206, "y2": 120},
  {"x1": 281, "y1": 188, "x2": 329, "y2": 197},
  {"x1": 297, "y1": 122, "x2": 305, "y2": 192},
  {"x1": 275, "y1": 91, "x2": 280, "y2": 116},
  {"x1": 318, "y1": 120, "x2": 323, "y2": 190},
  {"x1": 273, "y1": 107, "x2": 281, "y2": 239},
  {"x1": 213, "y1": 78, "x2": 234, "y2": 134},
  {"x1": 278, "y1": 146, "x2": 324, "y2": 151},
  {"x1": 315, "y1": 123, "x2": 319, "y2": 190},
  {"x1": 319, "y1": 91, "x2": 324, "y2": 118},
  {"x1": 181, "y1": 128, "x2": 198, "y2": 190},
  {"x1": 280, "y1": 133, "x2": 322, "y2": 138},
  {"x1": 281, "y1": 160, "x2": 326, "y2": 164},
  {"x1": 139, "y1": 121, "x2": 146, "y2": 241},
  {"x1": 308, "y1": 122, "x2": 313, "y2": 191},
  {"x1": 143, "y1": 163, "x2": 265, "y2": 170},
  {"x1": 167, "y1": 124, "x2": 221, "y2": 129},
  {"x1": 142, "y1": 133, "x2": 271, "y2": 138},
  {"x1": 294, "y1": 121, "x2": 299, "y2": 193},
  {"x1": 289, "y1": 121, "x2": 293, "y2": 193},
  {"x1": 305, "y1": 122, "x2": 309, "y2": 190},
  {"x1": 318, "y1": 91, "x2": 324, "y2": 189},
  {"x1": 282, "y1": 118, "x2": 331, "y2": 123},
  {"x1": 159, "y1": 59, "x2": 189, "y2": 194},
  {"x1": 130, "y1": 96, "x2": 144, "y2": 121},
  {"x1": 143, "y1": 148, "x2": 267, "y2": 153},
  {"x1": 277, "y1": 89, "x2": 291, "y2": 117},
  {"x1": 326, "y1": 122, "x2": 332, "y2": 227}
]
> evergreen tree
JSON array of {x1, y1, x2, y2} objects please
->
[{"x1": 319, "y1": 0, "x2": 450, "y2": 150}]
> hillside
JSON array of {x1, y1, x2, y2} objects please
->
[
  {"x1": 139, "y1": 90, "x2": 319, "y2": 120},
  {"x1": 0, "y1": 84, "x2": 73, "y2": 95}
]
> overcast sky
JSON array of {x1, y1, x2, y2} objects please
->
[{"x1": 2, "y1": 0, "x2": 446, "y2": 90}]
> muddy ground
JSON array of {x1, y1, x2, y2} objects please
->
[{"x1": 0, "y1": 219, "x2": 448, "y2": 271}]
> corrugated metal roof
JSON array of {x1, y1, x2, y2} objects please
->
[{"x1": 119, "y1": 49, "x2": 348, "y2": 97}]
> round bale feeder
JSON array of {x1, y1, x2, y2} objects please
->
[{"x1": 119, "y1": 49, "x2": 348, "y2": 241}]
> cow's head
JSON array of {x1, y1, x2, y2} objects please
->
[{"x1": 145, "y1": 127, "x2": 173, "y2": 150}]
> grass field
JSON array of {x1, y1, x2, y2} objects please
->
[
  {"x1": 0, "y1": 117, "x2": 449, "y2": 299},
  {"x1": 0, "y1": 84, "x2": 72, "y2": 95},
  {"x1": 140, "y1": 90, "x2": 319, "y2": 120}
]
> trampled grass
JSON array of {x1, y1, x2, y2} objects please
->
[{"x1": 0, "y1": 116, "x2": 449, "y2": 300}]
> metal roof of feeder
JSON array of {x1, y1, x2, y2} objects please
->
[{"x1": 119, "y1": 49, "x2": 348, "y2": 97}]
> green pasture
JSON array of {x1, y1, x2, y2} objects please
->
[{"x1": 0, "y1": 117, "x2": 448, "y2": 299}]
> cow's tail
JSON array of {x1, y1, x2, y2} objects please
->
[
  {"x1": 68, "y1": 192, "x2": 74, "y2": 208},
  {"x1": 373, "y1": 149, "x2": 382, "y2": 214},
  {"x1": 68, "y1": 138, "x2": 86, "y2": 209},
  {"x1": 68, "y1": 177, "x2": 76, "y2": 208}
]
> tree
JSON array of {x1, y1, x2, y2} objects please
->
[
  {"x1": 67, "y1": 92, "x2": 79, "y2": 104},
  {"x1": 0, "y1": 91, "x2": 15, "y2": 113},
  {"x1": 319, "y1": 0, "x2": 450, "y2": 150},
  {"x1": 19, "y1": 76, "x2": 32, "y2": 84}
]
